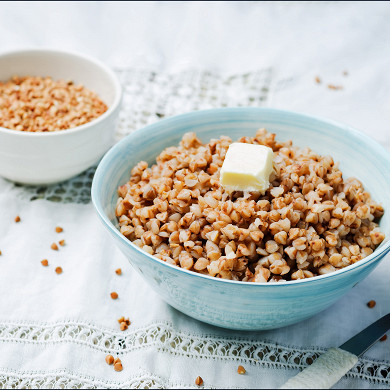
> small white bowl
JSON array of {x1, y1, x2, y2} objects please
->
[{"x1": 0, "y1": 49, "x2": 122, "y2": 185}]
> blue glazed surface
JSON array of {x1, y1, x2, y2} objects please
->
[{"x1": 91, "y1": 108, "x2": 390, "y2": 330}]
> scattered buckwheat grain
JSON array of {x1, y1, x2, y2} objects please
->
[
  {"x1": 105, "y1": 355, "x2": 114, "y2": 365},
  {"x1": 51, "y1": 243, "x2": 58, "y2": 251},
  {"x1": 41, "y1": 259, "x2": 48, "y2": 267},
  {"x1": 327, "y1": 84, "x2": 343, "y2": 90},
  {"x1": 195, "y1": 376, "x2": 204, "y2": 386},
  {"x1": 59, "y1": 240, "x2": 65, "y2": 246},
  {"x1": 117, "y1": 317, "x2": 130, "y2": 326},
  {"x1": 237, "y1": 365, "x2": 246, "y2": 375},
  {"x1": 55, "y1": 226, "x2": 63, "y2": 233},
  {"x1": 380, "y1": 334, "x2": 387, "y2": 342},
  {"x1": 315, "y1": 76, "x2": 321, "y2": 84},
  {"x1": 15, "y1": 216, "x2": 20, "y2": 223},
  {"x1": 367, "y1": 300, "x2": 376, "y2": 308},
  {"x1": 111, "y1": 292, "x2": 118, "y2": 300},
  {"x1": 114, "y1": 362, "x2": 123, "y2": 372},
  {"x1": 120, "y1": 322, "x2": 128, "y2": 331},
  {"x1": 115, "y1": 268, "x2": 122, "y2": 275}
]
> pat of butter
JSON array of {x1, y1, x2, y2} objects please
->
[{"x1": 220, "y1": 142, "x2": 274, "y2": 193}]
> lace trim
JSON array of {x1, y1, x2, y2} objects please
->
[
  {"x1": 16, "y1": 166, "x2": 96, "y2": 204},
  {"x1": 0, "y1": 368, "x2": 187, "y2": 389},
  {"x1": 0, "y1": 320, "x2": 388, "y2": 385},
  {"x1": 161, "y1": 334, "x2": 390, "y2": 386}
]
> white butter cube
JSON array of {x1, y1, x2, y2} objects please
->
[{"x1": 220, "y1": 142, "x2": 274, "y2": 193}]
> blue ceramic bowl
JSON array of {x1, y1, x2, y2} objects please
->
[{"x1": 92, "y1": 108, "x2": 390, "y2": 330}]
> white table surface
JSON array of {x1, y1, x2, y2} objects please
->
[{"x1": 0, "y1": 2, "x2": 389, "y2": 389}]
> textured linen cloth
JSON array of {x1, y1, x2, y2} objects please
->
[{"x1": 0, "y1": 2, "x2": 389, "y2": 389}]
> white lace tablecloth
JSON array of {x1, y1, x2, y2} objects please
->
[{"x1": 0, "y1": 2, "x2": 389, "y2": 389}]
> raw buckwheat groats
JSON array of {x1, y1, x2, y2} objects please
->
[
  {"x1": 195, "y1": 376, "x2": 204, "y2": 386},
  {"x1": 55, "y1": 267, "x2": 62, "y2": 275},
  {"x1": 105, "y1": 355, "x2": 114, "y2": 365},
  {"x1": 0, "y1": 76, "x2": 107, "y2": 132},
  {"x1": 116, "y1": 129, "x2": 385, "y2": 283}
]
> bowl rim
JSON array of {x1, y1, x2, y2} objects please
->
[
  {"x1": 0, "y1": 48, "x2": 122, "y2": 137},
  {"x1": 92, "y1": 107, "x2": 390, "y2": 287}
]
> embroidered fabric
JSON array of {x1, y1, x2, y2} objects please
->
[
  {"x1": 0, "y1": 368, "x2": 180, "y2": 389},
  {"x1": 0, "y1": 321, "x2": 389, "y2": 387}
]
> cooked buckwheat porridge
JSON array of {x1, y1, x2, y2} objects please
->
[{"x1": 116, "y1": 129, "x2": 385, "y2": 282}]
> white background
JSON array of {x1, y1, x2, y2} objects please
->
[{"x1": 1, "y1": 1, "x2": 389, "y2": 148}]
